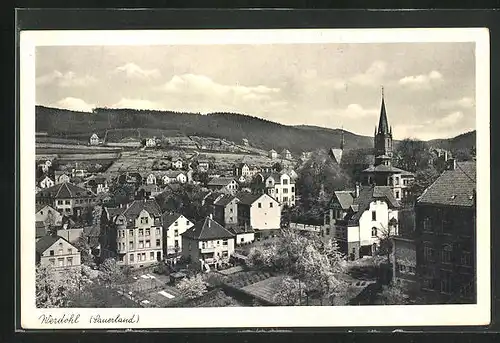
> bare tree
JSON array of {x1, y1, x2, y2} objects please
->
[
  {"x1": 176, "y1": 274, "x2": 208, "y2": 299},
  {"x1": 273, "y1": 276, "x2": 304, "y2": 306}
]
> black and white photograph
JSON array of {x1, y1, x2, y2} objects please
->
[{"x1": 19, "y1": 27, "x2": 490, "y2": 328}]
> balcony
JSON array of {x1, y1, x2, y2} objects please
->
[{"x1": 201, "y1": 246, "x2": 216, "y2": 253}]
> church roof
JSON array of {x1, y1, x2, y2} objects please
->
[{"x1": 377, "y1": 96, "x2": 390, "y2": 135}]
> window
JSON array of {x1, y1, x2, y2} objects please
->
[
  {"x1": 423, "y1": 277, "x2": 435, "y2": 290},
  {"x1": 49, "y1": 259, "x2": 55, "y2": 265},
  {"x1": 140, "y1": 217, "x2": 148, "y2": 224},
  {"x1": 174, "y1": 221, "x2": 178, "y2": 226},
  {"x1": 146, "y1": 229, "x2": 150, "y2": 236},
  {"x1": 145, "y1": 240, "x2": 151, "y2": 248},
  {"x1": 67, "y1": 248, "x2": 72, "y2": 254},
  {"x1": 371, "y1": 227, "x2": 378, "y2": 237},
  {"x1": 283, "y1": 188, "x2": 288, "y2": 194},
  {"x1": 442, "y1": 218, "x2": 453, "y2": 234},
  {"x1": 156, "y1": 228, "x2": 160, "y2": 236},
  {"x1": 283, "y1": 179, "x2": 288, "y2": 185},
  {"x1": 461, "y1": 252, "x2": 472, "y2": 266},
  {"x1": 423, "y1": 217, "x2": 432, "y2": 232},
  {"x1": 58, "y1": 258, "x2": 64, "y2": 267},
  {"x1": 395, "y1": 177, "x2": 400, "y2": 185},
  {"x1": 222, "y1": 251, "x2": 229, "y2": 257},
  {"x1": 442, "y1": 245, "x2": 452, "y2": 264},
  {"x1": 326, "y1": 227, "x2": 330, "y2": 236},
  {"x1": 65, "y1": 200, "x2": 70, "y2": 205},
  {"x1": 129, "y1": 241, "x2": 133, "y2": 249},
  {"x1": 57, "y1": 200, "x2": 63, "y2": 205},
  {"x1": 67, "y1": 257, "x2": 73, "y2": 266},
  {"x1": 440, "y1": 270, "x2": 452, "y2": 294},
  {"x1": 128, "y1": 229, "x2": 133, "y2": 236},
  {"x1": 139, "y1": 241, "x2": 144, "y2": 249},
  {"x1": 325, "y1": 214, "x2": 330, "y2": 225},
  {"x1": 258, "y1": 203, "x2": 262, "y2": 208},
  {"x1": 156, "y1": 239, "x2": 161, "y2": 247},
  {"x1": 424, "y1": 246, "x2": 435, "y2": 262},
  {"x1": 461, "y1": 281, "x2": 474, "y2": 298},
  {"x1": 186, "y1": 220, "x2": 190, "y2": 226},
  {"x1": 275, "y1": 188, "x2": 279, "y2": 193},
  {"x1": 240, "y1": 238, "x2": 244, "y2": 243},
  {"x1": 142, "y1": 253, "x2": 146, "y2": 261},
  {"x1": 291, "y1": 187, "x2": 295, "y2": 193},
  {"x1": 150, "y1": 252, "x2": 154, "y2": 260},
  {"x1": 139, "y1": 229, "x2": 144, "y2": 236},
  {"x1": 58, "y1": 248, "x2": 63, "y2": 255},
  {"x1": 129, "y1": 254, "x2": 134, "y2": 262},
  {"x1": 223, "y1": 239, "x2": 228, "y2": 246},
  {"x1": 372, "y1": 211, "x2": 376, "y2": 221},
  {"x1": 395, "y1": 191, "x2": 400, "y2": 199},
  {"x1": 283, "y1": 197, "x2": 288, "y2": 202},
  {"x1": 270, "y1": 202, "x2": 273, "y2": 208},
  {"x1": 49, "y1": 250, "x2": 54, "y2": 256},
  {"x1": 174, "y1": 229, "x2": 179, "y2": 237},
  {"x1": 40, "y1": 210, "x2": 43, "y2": 215}
]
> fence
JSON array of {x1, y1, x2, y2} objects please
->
[{"x1": 289, "y1": 222, "x2": 322, "y2": 233}]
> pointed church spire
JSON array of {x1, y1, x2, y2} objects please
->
[
  {"x1": 340, "y1": 125, "x2": 345, "y2": 150},
  {"x1": 378, "y1": 86, "x2": 390, "y2": 134}
]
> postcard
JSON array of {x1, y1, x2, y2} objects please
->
[{"x1": 19, "y1": 27, "x2": 490, "y2": 329}]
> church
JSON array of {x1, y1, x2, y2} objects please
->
[{"x1": 360, "y1": 89, "x2": 415, "y2": 201}]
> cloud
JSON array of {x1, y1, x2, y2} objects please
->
[
  {"x1": 53, "y1": 97, "x2": 95, "y2": 112},
  {"x1": 399, "y1": 70, "x2": 443, "y2": 89},
  {"x1": 36, "y1": 70, "x2": 97, "y2": 87},
  {"x1": 349, "y1": 60, "x2": 387, "y2": 86},
  {"x1": 114, "y1": 63, "x2": 161, "y2": 79},
  {"x1": 439, "y1": 96, "x2": 475, "y2": 110},
  {"x1": 338, "y1": 104, "x2": 379, "y2": 118},
  {"x1": 111, "y1": 98, "x2": 166, "y2": 111},
  {"x1": 433, "y1": 111, "x2": 464, "y2": 127}
]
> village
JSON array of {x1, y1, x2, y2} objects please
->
[{"x1": 34, "y1": 91, "x2": 477, "y2": 308}]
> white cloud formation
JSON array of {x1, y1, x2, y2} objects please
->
[
  {"x1": 349, "y1": 60, "x2": 387, "y2": 86},
  {"x1": 53, "y1": 97, "x2": 95, "y2": 112},
  {"x1": 111, "y1": 98, "x2": 166, "y2": 111},
  {"x1": 433, "y1": 111, "x2": 464, "y2": 127},
  {"x1": 439, "y1": 96, "x2": 475, "y2": 110},
  {"x1": 338, "y1": 104, "x2": 379, "y2": 118},
  {"x1": 399, "y1": 70, "x2": 443, "y2": 89},
  {"x1": 114, "y1": 63, "x2": 161, "y2": 79},
  {"x1": 36, "y1": 70, "x2": 97, "y2": 87}
]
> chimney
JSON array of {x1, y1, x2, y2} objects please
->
[
  {"x1": 355, "y1": 182, "x2": 360, "y2": 198},
  {"x1": 447, "y1": 158, "x2": 457, "y2": 170}
]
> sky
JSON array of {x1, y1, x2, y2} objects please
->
[{"x1": 35, "y1": 43, "x2": 476, "y2": 140}]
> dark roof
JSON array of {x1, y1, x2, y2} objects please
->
[
  {"x1": 36, "y1": 182, "x2": 95, "y2": 199},
  {"x1": 204, "y1": 192, "x2": 225, "y2": 206},
  {"x1": 417, "y1": 162, "x2": 476, "y2": 207},
  {"x1": 162, "y1": 212, "x2": 187, "y2": 229},
  {"x1": 36, "y1": 235, "x2": 73, "y2": 254},
  {"x1": 181, "y1": 217, "x2": 235, "y2": 240},
  {"x1": 214, "y1": 194, "x2": 238, "y2": 207},
  {"x1": 162, "y1": 170, "x2": 185, "y2": 178},
  {"x1": 362, "y1": 164, "x2": 414, "y2": 176},
  {"x1": 377, "y1": 96, "x2": 390, "y2": 134},
  {"x1": 107, "y1": 199, "x2": 162, "y2": 222},
  {"x1": 227, "y1": 226, "x2": 255, "y2": 234},
  {"x1": 35, "y1": 204, "x2": 47, "y2": 213},
  {"x1": 330, "y1": 191, "x2": 355, "y2": 210},
  {"x1": 208, "y1": 177, "x2": 237, "y2": 187},
  {"x1": 237, "y1": 192, "x2": 272, "y2": 205},
  {"x1": 343, "y1": 186, "x2": 400, "y2": 223},
  {"x1": 35, "y1": 221, "x2": 47, "y2": 237}
]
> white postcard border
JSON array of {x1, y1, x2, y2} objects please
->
[{"x1": 20, "y1": 28, "x2": 491, "y2": 329}]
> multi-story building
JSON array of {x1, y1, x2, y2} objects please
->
[
  {"x1": 36, "y1": 182, "x2": 97, "y2": 217},
  {"x1": 39, "y1": 176, "x2": 55, "y2": 189},
  {"x1": 213, "y1": 194, "x2": 240, "y2": 227},
  {"x1": 90, "y1": 133, "x2": 99, "y2": 146},
  {"x1": 207, "y1": 177, "x2": 239, "y2": 195},
  {"x1": 162, "y1": 212, "x2": 194, "y2": 256},
  {"x1": 36, "y1": 235, "x2": 81, "y2": 270},
  {"x1": 415, "y1": 160, "x2": 476, "y2": 304},
  {"x1": 360, "y1": 89, "x2": 415, "y2": 201},
  {"x1": 251, "y1": 172, "x2": 296, "y2": 207},
  {"x1": 160, "y1": 171, "x2": 188, "y2": 184},
  {"x1": 280, "y1": 149, "x2": 292, "y2": 160},
  {"x1": 237, "y1": 193, "x2": 281, "y2": 233},
  {"x1": 233, "y1": 163, "x2": 260, "y2": 178},
  {"x1": 102, "y1": 199, "x2": 164, "y2": 268},
  {"x1": 54, "y1": 171, "x2": 71, "y2": 185},
  {"x1": 172, "y1": 159, "x2": 183, "y2": 169},
  {"x1": 322, "y1": 184, "x2": 400, "y2": 260},
  {"x1": 36, "y1": 204, "x2": 63, "y2": 228},
  {"x1": 181, "y1": 215, "x2": 236, "y2": 271},
  {"x1": 268, "y1": 149, "x2": 278, "y2": 159}
]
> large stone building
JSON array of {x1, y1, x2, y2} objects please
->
[
  {"x1": 360, "y1": 90, "x2": 414, "y2": 201},
  {"x1": 36, "y1": 182, "x2": 97, "y2": 217}
]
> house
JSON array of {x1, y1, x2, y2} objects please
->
[
  {"x1": 145, "y1": 137, "x2": 157, "y2": 148},
  {"x1": 213, "y1": 194, "x2": 240, "y2": 226},
  {"x1": 207, "y1": 177, "x2": 239, "y2": 195},
  {"x1": 36, "y1": 235, "x2": 81, "y2": 270},
  {"x1": 392, "y1": 236, "x2": 417, "y2": 290},
  {"x1": 161, "y1": 212, "x2": 194, "y2": 256},
  {"x1": 85, "y1": 176, "x2": 109, "y2": 194},
  {"x1": 39, "y1": 176, "x2": 55, "y2": 189},
  {"x1": 330, "y1": 130, "x2": 345, "y2": 164},
  {"x1": 228, "y1": 226, "x2": 255, "y2": 246},
  {"x1": 38, "y1": 160, "x2": 53, "y2": 174},
  {"x1": 234, "y1": 163, "x2": 250, "y2": 177},
  {"x1": 181, "y1": 215, "x2": 236, "y2": 271},
  {"x1": 360, "y1": 91, "x2": 415, "y2": 201},
  {"x1": 322, "y1": 184, "x2": 400, "y2": 260},
  {"x1": 172, "y1": 159, "x2": 183, "y2": 169},
  {"x1": 35, "y1": 182, "x2": 97, "y2": 217},
  {"x1": 102, "y1": 199, "x2": 164, "y2": 268},
  {"x1": 237, "y1": 175, "x2": 247, "y2": 184},
  {"x1": 197, "y1": 160, "x2": 210, "y2": 172},
  {"x1": 36, "y1": 204, "x2": 63, "y2": 228},
  {"x1": 57, "y1": 225, "x2": 84, "y2": 244},
  {"x1": 251, "y1": 172, "x2": 296, "y2": 207},
  {"x1": 414, "y1": 160, "x2": 476, "y2": 304},
  {"x1": 237, "y1": 192, "x2": 281, "y2": 233},
  {"x1": 54, "y1": 171, "x2": 71, "y2": 185},
  {"x1": 161, "y1": 171, "x2": 188, "y2": 184},
  {"x1": 268, "y1": 149, "x2": 278, "y2": 159},
  {"x1": 136, "y1": 184, "x2": 162, "y2": 199},
  {"x1": 145, "y1": 173, "x2": 157, "y2": 185},
  {"x1": 90, "y1": 133, "x2": 100, "y2": 146},
  {"x1": 280, "y1": 149, "x2": 292, "y2": 160},
  {"x1": 71, "y1": 168, "x2": 88, "y2": 179}
]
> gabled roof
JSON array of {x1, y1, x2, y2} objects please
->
[
  {"x1": 343, "y1": 186, "x2": 400, "y2": 223},
  {"x1": 362, "y1": 164, "x2": 414, "y2": 176},
  {"x1": 418, "y1": 162, "x2": 476, "y2": 207},
  {"x1": 181, "y1": 217, "x2": 235, "y2": 240},
  {"x1": 377, "y1": 96, "x2": 390, "y2": 135},
  {"x1": 36, "y1": 203, "x2": 48, "y2": 214},
  {"x1": 36, "y1": 182, "x2": 95, "y2": 199},
  {"x1": 36, "y1": 235, "x2": 75, "y2": 254},
  {"x1": 208, "y1": 177, "x2": 237, "y2": 187},
  {"x1": 161, "y1": 212, "x2": 192, "y2": 229},
  {"x1": 227, "y1": 226, "x2": 255, "y2": 234},
  {"x1": 162, "y1": 170, "x2": 186, "y2": 178},
  {"x1": 214, "y1": 194, "x2": 238, "y2": 207},
  {"x1": 90, "y1": 133, "x2": 99, "y2": 138},
  {"x1": 330, "y1": 148, "x2": 343, "y2": 164},
  {"x1": 107, "y1": 199, "x2": 162, "y2": 222},
  {"x1": 237, "y1": 192, "x2": 277, "y2": 206},
  {"x1": 269, "y1": 149, "x2": 277, "y2": 153},
  {"x1": 204, "y1": 192, "x2": 226, "y2": 206},
  {"x1": 330, "y1": 191, "x2": 355, "y2": 210}
]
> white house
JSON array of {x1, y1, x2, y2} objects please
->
[
  {"x1": 162, "y1": 212, "x2": 195, "y2": 256},
  {"x1": 207, "y1": 177, "x2": 239, "y2": 195},
  {"x1": 54, "y1": 171, "x2": 71, "y2": 184},
  {"x1": 322, "y1": 185, "x2": 400, "y2": 260},
  {"x1": 228, "y1": 226, "x2": 255, "y2": 246},
  {"x1": 281, "y1": 149, "x2": 292, "y2": 160},
  {"x1": 237, "y1": 192, "x2": 281, "y2": 231},
  {"x1": 252, "y1": 172, "x2": 296, "y2": 207},
  {"x1": 36, "y1": 235, "x2": 81, "y2": 270},
  {"x1": 172, "y1": 159, "x2": 183, "y2": 169},
  {"x1": 146, "y1": 173, "x2": 157, "y2": 185},
  {"x1": 145, "y1": 138, "x2": 157, "y2": 148},
  {"x1": 268, "y1": 149, "x2": 278, "y2": 159},
  {"x1": 36, "y1": 204, "x2": 63, "y2": 227},
  {"x1": 39, "y1": 176, "x2": 55, "y2": 189},
  {"x1": 161, "y1": 171, "x2": 187, "y2": 184},
  {"x1": 38, "y1": 160, "x2": 53, "y2": 174},
  {"x1": 90, "y1": 133, "x2": 99, "y2": 146}
]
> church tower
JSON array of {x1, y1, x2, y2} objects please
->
[{"x1": 374, "y1": 87, "x2": 393, "y2": 166}]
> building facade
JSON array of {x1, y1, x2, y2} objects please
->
[
  {"x1": 213, "y1": 194, "x2": 240, "y2": 226},
  {"x1": 251, "y1": 172, "x2": 296, "y2": 207},
  {"x1": 237, "y1": 193, "x2": 281, "y2": 231},
  {"x1": 36, "y1": 235, "x2": 81, "y2": 270},
  {"x1": 36, "y1": 182, "x2": 97, "y2": 217},
  {"x1": 162, "y1": 213, "x2": 194, "y2": 256}
]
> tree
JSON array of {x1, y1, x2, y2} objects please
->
[
  {"x1": 376, "y1": 218, "x2": 399, "y2": 264},
  {"x1": 272, "y1": 162, "x2": 283, "y2": 172},
  {"x1": 176, "y1": 274, "x2": 208, "y2": 299},
  {"x1": 403, "y1": 166, "x2": 440, "y2": 206},
  {"x1": 73, "y1": 231, "x2": 96, "y2": 267},
  {"x1": 376, "y1": 282, "x2": 409, "y2": 305},
  {"x1": 98, "y1": 258, "x2": 125, "y2": 287},
  {"x1": 393, "y1": 139, "x2": 432, "y2": 173},
  {"x1": 273, "y1": 276, "x2": 304, "y2": 306}
]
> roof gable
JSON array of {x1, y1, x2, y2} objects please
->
[
  {"x1": 35, "y1": 235, "x2": 76, "y2": 254},
  {"x1": 181, "y1": 217, "x2": 235, "y2": 240}
]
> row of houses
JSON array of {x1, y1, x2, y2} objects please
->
[{"x1": 268, "y1": 148, "x2": 292, "y2": 160}]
